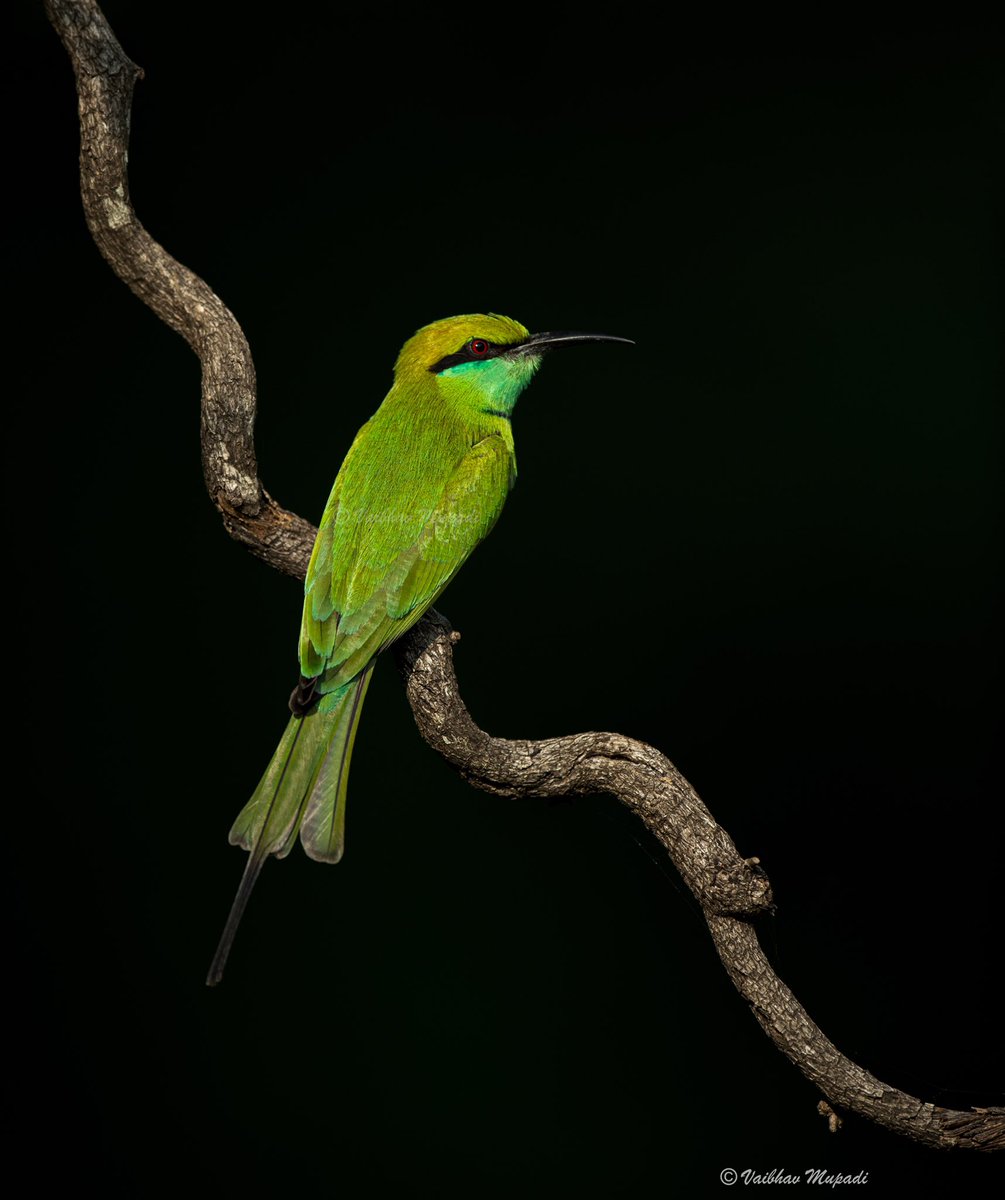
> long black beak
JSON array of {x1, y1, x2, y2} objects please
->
[{"x1": 511, "y1": 330, "x2": 635, "y2": 355}]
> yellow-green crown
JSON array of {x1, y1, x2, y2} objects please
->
[{"x1": 395, "y1": 313, "x2": 529, "y2": 375}]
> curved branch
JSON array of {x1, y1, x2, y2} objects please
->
[
  {"x1": 44, "y1": 0, "x2": 315, "y2": 575},
  {"x1": 395, "y1": 616, "x2": 1003, "y2": 1152},
  {"x1": 46, "y1": 0, "x2": 1003, "y2": 1154}
]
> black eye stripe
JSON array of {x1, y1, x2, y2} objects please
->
[{"x1": 429, "y1": 337, "x2": 522, "y2": 374}]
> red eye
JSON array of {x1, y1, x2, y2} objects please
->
[{"x1": 470, "y1": 339, "x2": 489, "y2": 356}]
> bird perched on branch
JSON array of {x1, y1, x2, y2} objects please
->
[{"x1": 207, "y1": 313, "x2": 632, "y2": 984}]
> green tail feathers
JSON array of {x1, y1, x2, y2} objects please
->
[{"x1": 206, "y1": 665, "x2": 373, "y2": 986}]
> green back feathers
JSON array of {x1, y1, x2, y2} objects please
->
[{"x1": 300, "y1": 314, "x2": 536, "y2": 692}]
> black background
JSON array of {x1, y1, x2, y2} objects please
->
[{"x1": 9, "y1": 5, "x2": 1003, "y2": 1195}]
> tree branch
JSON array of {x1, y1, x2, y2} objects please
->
[
  {"x1": 46, "y1": 0, "x2": 1003, "y2": 1154},
  {"x1": 44, "y1": 0, "x2": 314, "y2": 576}
]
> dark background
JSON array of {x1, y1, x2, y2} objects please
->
[{"x1": 9, "y1": 4, "x2": 1003, "y2": 1195}]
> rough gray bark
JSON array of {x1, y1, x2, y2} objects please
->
[
  {"x1": 45, "y1": 0, "x2": 1003, "y2": 1154},
  {"x1": 45, "y1": 0, "x2": 315, "y2": 576}
]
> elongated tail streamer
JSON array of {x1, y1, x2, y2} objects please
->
[{"x1": 206, "y1": 668, "x2": 372, "y2": 985}]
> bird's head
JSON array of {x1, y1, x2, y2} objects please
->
[{"x1": 394, "y1": 313, "x2": 632, "y2": 420}]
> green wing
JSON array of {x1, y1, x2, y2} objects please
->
[{"x1": 300, "y1": 433, "x2": 514, "y2": 706}]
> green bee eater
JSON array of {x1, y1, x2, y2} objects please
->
[{"x1": 207, "y1": 313, "x2": 632, "y2": 984}]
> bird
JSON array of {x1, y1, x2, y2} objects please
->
[{"x1": 207, "y1": 313, "x2": 632, "y2": 985}]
